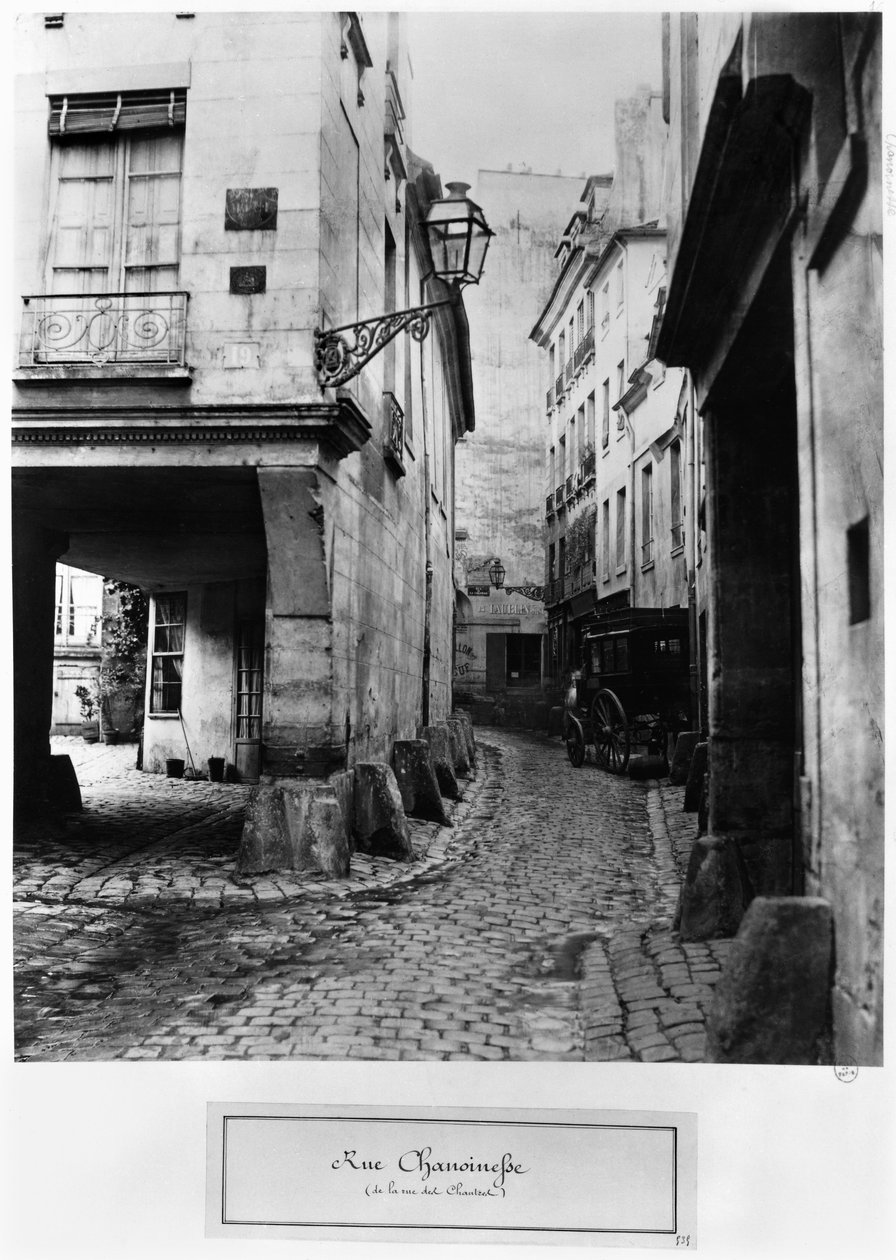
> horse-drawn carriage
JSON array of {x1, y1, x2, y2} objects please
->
[{"x1": 564, "y1": 607, "x2": 691, "y2": 772}]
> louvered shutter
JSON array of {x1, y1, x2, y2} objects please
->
[
  {"x1": 48, "y1": 89, "x2": 187, "y2": 137},
  {"x1": 125, "y1": 133, "x2": 182, "y2": 291}
]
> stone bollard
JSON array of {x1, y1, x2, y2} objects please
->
[
  {"x1": 446, "y1": 718, "x2": 471, "y2": 776},
  {"x1": 451, "y1": 709, "x2": 477, "y2": 764},
  {"x1": 238, "y1": 780, "x2": 351, "y2": 876},
  {"x1": 419, "y1": 725, "x2": 462, "y2": 800},
  {"x1": 677, "y1": 835, "x2": 753, "y2": 940},
  {"x1": 706, "y1": 897, "x2": 834, "y2": 1064},
  {"x1": 669, "y1": 731, "x2": 702, "y2": 786},
  {"x1": 352, "y1": 763, "x2": 415, "y2": 859},
  {"x1": 448, "y1": 714, "x2": 474, "y2": 770},
  {"x1": 48, "y1": 755, "x2": 82, "y2": 812},
  {"x1": 392, "y1": 740, "x2": 451, "y2": 825},
  {"x1": 683, "y1": 741, "x2": 708, "y2": 812}
]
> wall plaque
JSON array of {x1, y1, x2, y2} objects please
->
[
  {"x1": 466, "y1": 585, "x2": 490, "y2": 596},
  {"x1": 225, "y1": 187, "x2": 278, "y2": 231},
  {"x1": 230, "y1": 266, "x2": 266, "y2": 294}
]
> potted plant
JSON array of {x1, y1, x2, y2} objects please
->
[{"x1": 75, "y1": 684, "x2": 100, "y2": 743}]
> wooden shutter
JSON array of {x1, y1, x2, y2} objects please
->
[
  {"x1": 485, "y1": 633, "x2": 507, "y2": 691},
  {"x1": 51, "y1": 143, "x2": 116, "y2": 291},
  {"x1": 48, "y1": 90, "x2": 187, "y2": 137},
  {"x1": 125, "y1": 133, "x2": 183, "y2": 291}
]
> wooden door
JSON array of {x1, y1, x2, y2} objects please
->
[{"x1": 233, "y1": 620, "x2": 264, "y2": 783}]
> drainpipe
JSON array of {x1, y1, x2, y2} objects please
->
[
  {"x1": 625, "y1": 408, "x2": 637, "y2": 609},
  {"x1": 418, "y1": 281, "x2": 433, "y2": 729},
  {"x1": 685, "y1": 372, "x2": 701, "y2": 730}
]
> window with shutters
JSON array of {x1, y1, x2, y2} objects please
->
[{"x1": 20, "y1": 89, "x2": 187, "y2": 368}]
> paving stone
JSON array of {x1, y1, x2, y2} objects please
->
[{"x1": 14, "y1": 730, "x2": 727, "y2": 1064}]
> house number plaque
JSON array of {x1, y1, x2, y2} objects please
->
[{"x1": 230, "y1": 266, "x2": 266, "y2": 294}]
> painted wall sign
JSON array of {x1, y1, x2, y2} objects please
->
[
  {"x1": 225, "y1": 187, "x2": 279, "y2": 231},
  {"x1": 222, "y1": 341, "x2": 260, "y2": 369}
]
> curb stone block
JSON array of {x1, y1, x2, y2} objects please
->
[
  {"x1": 683, "y1": 741, "x2": 708, "y2": 812},
  {"x1": 418, "y1": 725, "x2": 462, "y2": 800},
  {"x1": 706, "y1": 897, "x2": 833, "y2": 1064},
  {"x1": 678, "y1": 834, "x2": 753, "y2": 940},
  {"x1": 392, "y1": 740, "x2": 451, "y2": 825},
  {"x1": 352, "y1": 763, "x2": 415, "y2": 860},
  {"x1": 669, "y1": 731, "x2": 701, "y2": 786}
]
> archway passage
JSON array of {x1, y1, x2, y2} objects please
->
[
  {"x1": 703, "y1": 246, "x2": 803, "y2": 895},
  {"x1": 13, "y1": 465, "x2": 267, "y2": 825}
]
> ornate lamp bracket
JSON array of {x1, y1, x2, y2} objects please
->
[{"x1": 314, "y1": 298, "x2": 452, "y2": 389}]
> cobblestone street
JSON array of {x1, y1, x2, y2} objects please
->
[{"x1": 14, "y1": 729, "x2": 730, "y2": 1062}]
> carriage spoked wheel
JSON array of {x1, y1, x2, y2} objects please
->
[
  {"x1": 590, "y1": 688, "x2": 630, "y2": 774},
  {"x1": 565, "y1": 714, "x2": 587, "y2": 767}
]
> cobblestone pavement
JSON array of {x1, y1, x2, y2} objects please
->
[{"x1": 14, "y1": 731, "x2": 730, "y2": 1062}]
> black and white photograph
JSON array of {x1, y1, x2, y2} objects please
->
[{"x1": 5, "y1": 3, "x2": 891, "y2": 1257}]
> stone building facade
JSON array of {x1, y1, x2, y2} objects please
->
[
  {"x1": 658, "y1": 12, "x2": 883, "y2": 1063},
  {"x1": 12, "y1": 13, "x2": 475, "y2": 830},
  {"x1": 453, "y1": 168, "x2": 583, "y2": 721},
  {"x1": 531, "y1": 88, "x2": 698, "y2": 722}
]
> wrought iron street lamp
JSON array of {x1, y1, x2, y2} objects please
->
[
  {"x1": 488, "y1": 559, "x2": 506, "y2": 590},
  {"x1": 487, "y1": 556, "x2": 545, "y2": 601},
  {"x1": 314, "y1": 182, "x2": 493, "y2": 389}
]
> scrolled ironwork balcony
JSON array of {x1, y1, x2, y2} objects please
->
[
  {"x1": 581, "y1": 326, "x2": 595, "y2": 360},
  {"x1": 574, "y1": 343, "x2": 585, "y2": 371},
  {"x1": 19, "y1": 291, "x2": 188, "y2": 367},
  {"x1": 555, "y1": 373, "x2": 564, "y2": 400},
  {"x1": 565, "y1": 358, "x2": 573, "y2": 383},
  {"x1": 546, "y1": 385, "x2": 554, "y2": 411},
  {"x1": 546, "y1": 494, "x2": 555, "y2": 516}
]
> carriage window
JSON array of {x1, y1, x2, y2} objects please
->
[
  {"x1": 654, "y1": 637, "x2": 682, "y2": 655},
  {"x1": 616, "y1": 638, "x2": 629, "y2": 672},
  {"x1": 602, "y1": 641, "x2": 616, "y2": 672}
]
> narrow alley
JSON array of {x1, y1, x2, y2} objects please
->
[{"x1": 14, "y1": 730, "x2": 730, "y2": 1063}]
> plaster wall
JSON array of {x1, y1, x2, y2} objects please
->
[{"x1": 13, "y1": 11, "x2": 328, "y2": 410}]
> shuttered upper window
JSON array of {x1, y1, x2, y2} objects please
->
[{"x1": 48, "y1": 89, "x2": 187, "y2": 137}]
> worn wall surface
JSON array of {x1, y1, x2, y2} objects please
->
[{"x1": 455, "y1": 170, "x2": 582, "y2": 696}]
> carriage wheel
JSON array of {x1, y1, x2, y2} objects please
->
[
  {"x1": 590, "y1": 689, "x2": 630, "y2": 774},
  {"x1": 566, "y1": 717, "x2": 586, "y2": 767}
]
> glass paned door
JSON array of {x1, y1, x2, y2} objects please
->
[{"x1": 233, "y1": 620, "x2": 264, "y2": 783}]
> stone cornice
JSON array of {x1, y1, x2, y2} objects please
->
[{"x1": 11, "y1": 401, "x2": 373, "y2": 459}]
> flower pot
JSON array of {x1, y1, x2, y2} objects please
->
[
  {"x1": 103, "y1": 728, "x2": 120, "y2": 745},
  {"x1": 81, "y1": 721, "x2": 100, "y2": 743},
  {"x1": 165, "y1": 758, "x2": 185, "y2": 779},
  {"x1": 207, "y1": 757, "x2": 226, "y2": 783}
]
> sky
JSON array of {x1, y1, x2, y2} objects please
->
[{"x1": 406, "y1": 10, "x2": 663, "y2": 190}]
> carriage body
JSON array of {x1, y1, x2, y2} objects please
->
[{"x1": 566, "y1": 607, "x2": 691, "y2": 771}]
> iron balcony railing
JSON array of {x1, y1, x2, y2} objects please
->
[
  {"x1": 582, "y1": 450, "x2": 596, "y2": 480},
  {"x1": 19, "y1": 291, "x2": 188, "y2": 367},
  {"x1": 671, "y1": 522, "x2": 684, "y2": 550},
  {"x1": 546, "y1": 384, "x2": 554, "y2": 411},
  {"x1": 555, "y1": 485, "x2": 566, "y2": 510},
  {"x1": 546, "y1": 494, "x2": 555, "y2": 516},
  {"x1": 555, "y1": 373, "x2": 565, "y2": 400},
  {"x1": 581, "y1": 326, "x2": 595, "y2": 360},
  {"x1": 574, "y1": 342, "x2": 585, "y2": 371},
  {"x1": 565, "y1": 357, "x2": 574, "y2": 384}
]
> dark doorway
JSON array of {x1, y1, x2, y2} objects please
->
[{"x1": 703, "y1": 245, "x2": 803, "y2": 895}]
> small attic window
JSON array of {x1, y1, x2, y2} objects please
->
[{"x1": 44, "y1": 14, "x2": 64, "y2": 28}]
